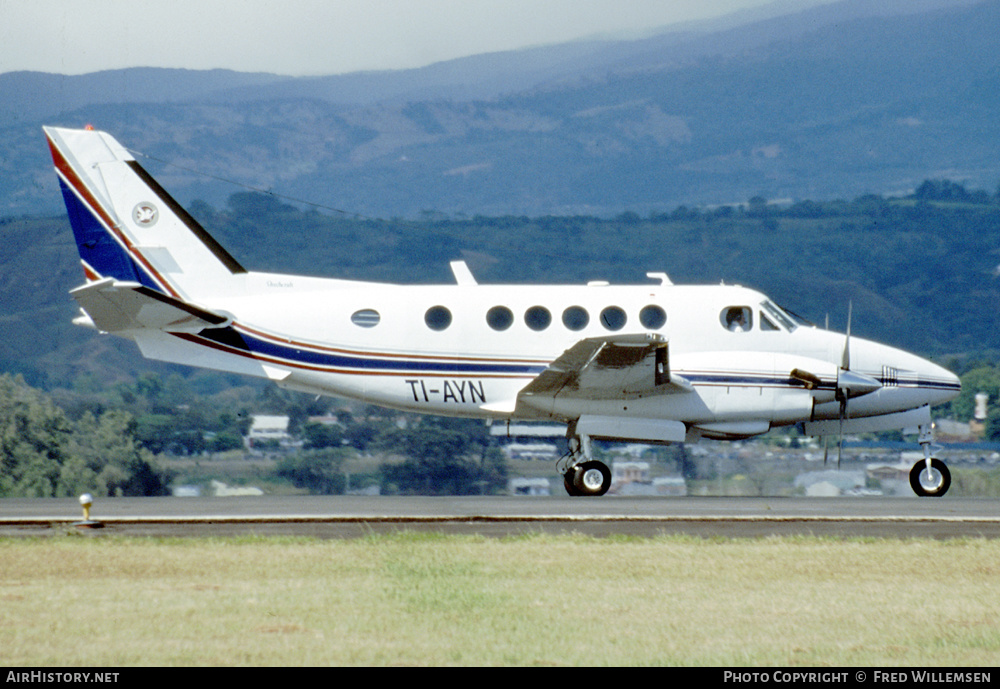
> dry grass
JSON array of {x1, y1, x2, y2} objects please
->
[{"x1": 1, "y1": 533, "x2": 998, "y2": 666}]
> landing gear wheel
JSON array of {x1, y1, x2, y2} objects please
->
[
  {"x1": 572, "y1": 460, "x2": 612, "y2": 497},
  {"x1": 909, "y1": 458, "x2": 951, "y2": 497},
  {"x1": 563, "y1": 468, "x2": 582, "y2": 497}
]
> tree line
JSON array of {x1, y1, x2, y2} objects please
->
[
  {"x1": 0, "y1": 374, "x2": 168, "y2": 497},
  {"x1": 0, "y1": 373, "x2": 510, "y2": 498}
]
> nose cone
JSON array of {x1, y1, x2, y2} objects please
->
[
  {"x1": 922, "y1": 358, "x2": 962, "y2": 404},
  {"x1": 851, "y1": 338, "x2": 961, "y2": 409},
  {"x1": 882, "y1": 346, "x2": 961, "y2": 406}
]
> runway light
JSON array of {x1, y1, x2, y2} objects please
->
[
  {"x1": 79, "y1": 493, "x2": 92, "y2": 518},
  {"x1": 75, "y1": 493, "x2": 103, "y2": 529}
]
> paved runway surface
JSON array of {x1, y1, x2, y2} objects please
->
[{"x1": 2, "y1": 495, "x2": 999, "y2": 538}]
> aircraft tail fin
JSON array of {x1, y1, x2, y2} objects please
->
[{"x1": 44, "y1": 126, "x2": 245, "y2": 301}]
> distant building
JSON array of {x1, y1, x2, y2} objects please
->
[
  {"x1": 867, "y1": 459, "x2": 920, "y2": 496},
  {"x1": 620, "y1": 444, "x2": 653, "y2": 458},
  {"x1": 247, "y1": 415, "x2": 292, "y2": 448},
  {"x1": 805, "y1": 481, "x2": 842, "y2": 497},
  {"x1": 608, "y1": 461, "x2": 687, "y2": 495},
  {"x1": 211, "y1": 480, "x2": 264, "y2": 497},
  {"x1": 794, "y1": 469, "x2": 866, "y2": 496},
  {"x1": 307, "y1": 415, "x2": 343, "y2": 427},
  {"x1": 490, "y1": 424, "x2": 566, "y2": 438},
  {"x1": 613, "y1": 461, "x2": 650, "y2": 485},
  {"x1": 969, "y1": 392, "x2": 990, "y2": 437},
  {"x1": 934, "y1": 418, "x2": 974, "y2": 441},
  {"x1": 975, "y1": 392, "x2": 989, "y2": 421},
  {"x1": 503, "y1": 442, "x2": 559, "y2": 461}
]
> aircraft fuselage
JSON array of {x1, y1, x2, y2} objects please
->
[
  {"x1": 44, "y1": 125, "x2": 962, "y2": 496},
  {"x1": 134, "y1": 270, "x2": 959, "y2": 442}
]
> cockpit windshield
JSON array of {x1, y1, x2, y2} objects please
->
[{"x1": 760, "y1": 300, "x2": 798, "y2": 332}]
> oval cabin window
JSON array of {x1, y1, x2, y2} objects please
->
[
  {"x1": 425, "y1": 306, "x2": 453, "y2": 331},
  {"x1": 639, "y1": 305, "x2": 666, "y2": 330},
  {"x1": 486, "y1": 306, "x2": 514, "y2": 331},
  {"x1": 351, "y1": 309, "x2": 381, "y2": 328},
  {"x1": 562, "y1": 306, "x2": 589, "y2": 331},
  {"x1": 524, "y1": 306, "x2": 552, "y2": 331},
  {"x1": 600, "y1": 306, "x2": 627, "y2": 331}
]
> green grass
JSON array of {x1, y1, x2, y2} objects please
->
[{"x1": 1, "y1": 533, "x2": 998, "y2": 666}]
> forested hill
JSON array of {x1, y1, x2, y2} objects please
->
[{"x1": 2, "y1": 184, "x2": 998, "y2": 388}]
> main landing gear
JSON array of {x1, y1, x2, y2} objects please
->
[
  {"x1": 909, "y1": 423, "x2": 951, "y2": 497},
  {"x1": 558, "y1": 434, "x2": 612, "y2": 497}
]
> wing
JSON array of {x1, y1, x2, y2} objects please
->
[
  {"x1": 516, "y1": 333, "x2": 692, "y2": 412},
  {"x1": 70, "y1": 278, "x2": 231, "y2": 334}
]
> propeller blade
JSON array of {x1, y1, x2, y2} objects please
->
[
  {"x1": 838, "y1": 397, "x2": 846, "y2": 470},
  {"x1": 841, "y1": 301, "x2": 852, "y2": 371}
]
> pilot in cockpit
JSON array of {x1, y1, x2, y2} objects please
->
[{"x1": 725, "y1": 307, "x2": 750, "y2": 332}]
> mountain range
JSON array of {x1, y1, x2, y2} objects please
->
[{"x1": 1, "y1": 0, "x2": 997, "y2": 218}]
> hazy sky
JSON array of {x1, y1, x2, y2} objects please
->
[{"x1": 2, "y1": 0, "x2": 809, "y2": 76}]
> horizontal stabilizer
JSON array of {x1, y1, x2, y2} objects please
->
[{"x1": 70, "y1": 278, "x2": 231, "y2": 334}]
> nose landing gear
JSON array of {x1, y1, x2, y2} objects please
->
[
  {"x1": 910, "y1": 423, "x2": 951, "y2": 497},
  {"x1": 909, "y1": 457, "x2": 951, "y2": 497}
]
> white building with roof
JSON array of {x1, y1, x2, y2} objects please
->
[{"x1": 247, "y1": 415, "x2": 292, "y2": 447}]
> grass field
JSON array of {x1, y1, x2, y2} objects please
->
[{"x1": 2, "y1": 533, "x2": 998, "y2": 666}]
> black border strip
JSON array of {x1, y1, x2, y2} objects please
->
[
  {"x1": 126, "y1": 160, "x2": 247, "y2": 274},
  {"x1": 133, "y1": 285, "x2": 230, "y2": 326}
]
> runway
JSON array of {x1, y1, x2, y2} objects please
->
[{"x1": 2, "y1": 495, "x2": 999, "y2": 538}]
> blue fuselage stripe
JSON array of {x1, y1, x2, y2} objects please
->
[
  {"x1": 194, "y1": 328, "x2": 547, "y2": 376},
  {"x1": 191, "y1": 329, "x2": 960, "y2": 392}
]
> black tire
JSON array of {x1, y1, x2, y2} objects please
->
[
  {"x1": 564, "y1": 468, "x2": 582, "y2": 496},
  {"x1": 572, "y1": 460, "x2": 612, "y2": 497},
  {"x1": 909, "y1": 458, "x2": 951, "y2": 497}
]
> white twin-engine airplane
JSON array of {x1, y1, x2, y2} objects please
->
[{"x1": 45, "y1": 125, "x2": 961, "y2": 497}]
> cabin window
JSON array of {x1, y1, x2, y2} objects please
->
[
  {"x1": 600, "y1": 306, "x2": 627, "y2": 331},
  {"x1": 524, "y1": 306, "x2": 552, "y2": 331},
  {"x1": 722, "y1": 306, "x2": 753, "y2": 332},
  {"x1": 425, "y1": 305, "x2": 452, "y2": 331},
  {"x1": 639, "y1": 305, "x2": 667, "y2": 330},
  {"x1": 562, "y1": 306, "x2": 589, "y2": 331},
  {"x1": 486, "y1": 306, "x2": 514, "y2": 331},
  {"x1": 351, "y1": 309, "x2": 381, "y2": 328}
]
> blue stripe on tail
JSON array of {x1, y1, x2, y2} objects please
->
[{"x1": 58, "y1": 177, "x2": 160, "y2": 290}]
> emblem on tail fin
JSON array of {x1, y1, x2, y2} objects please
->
[{"x1": 132, "y1": 203, "x2": 159, "y2": 227}]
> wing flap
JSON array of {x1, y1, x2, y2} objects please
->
[
  {"x1": 70, "y1": 278, "x2": 230, "y2": 334},
  {"x1": 518, "y1": 333, "x2": 691, "y2": 406}
]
